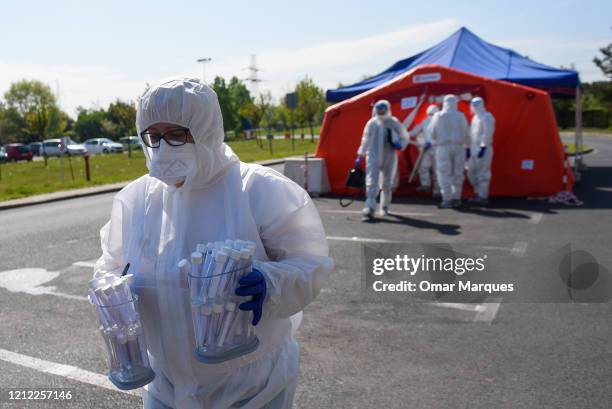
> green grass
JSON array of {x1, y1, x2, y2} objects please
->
[
  {"x1": 0, "y1": 138, "x2": 317, "y2": 201},
  {"x1": 563, "y1": 143, "x2": 593, "y2": 156},
  {"x1": 559, "y1": 127, "x2": 612, "y2": 134}
]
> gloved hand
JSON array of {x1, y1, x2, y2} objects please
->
[
  {"x1": 392, "y1": 142, "x2": 402, "y2": 150},
  {"x1": 424, "y1": 141, "x2": 432, "y2": 151},
  {"x1": 235, "y1": 268, "x2": 267, "y2": 326},
  {"x1": 354, "y1": 155, "x2": 362, "y2": 169},
  {"x1": 477, "y1": 146, "x2": 487, "y2": 158},
  {"x1": 465, "y1": 148, "x2": 471, "y2": 160}
]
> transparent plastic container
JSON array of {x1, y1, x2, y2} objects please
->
[
  {"x1": 188, "y1": 270, "x2": 259, "y2": 363},
  {"x1": 91, "y1": 295, "x2": 155, "y2": 390}
]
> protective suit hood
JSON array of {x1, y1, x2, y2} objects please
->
[
  {"x1": 426, "y1": 104, "x2": 440, "y2": 116},
  {"x1": 136, "y1": 78, "x2": 238, "y2": 191},
  {"x1": 471, "y1": 97, "x2": 486, "y2": 117},
  {"x1": 442, "y1": 95, "x2": 458, "y2": 112}
]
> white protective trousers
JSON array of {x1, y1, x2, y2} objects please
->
[
  {"x1": 365, "y1": 145, "x2": 397, "y2": 209},
  {"x1": 435, "y1": 145, "x2": 465, "y2": 201},
  {"x1": 467, "y1": 147, "x2": 493, "y2": 199},
  {"x1": 467, "y1": 110, "x2": 496, "y2": 199}
]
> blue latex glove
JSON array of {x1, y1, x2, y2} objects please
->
[
  {"x1": 354, "y1": 155, "x2": 362, "y2": 169},
  {"x1": 424, "y1": 141, "x2": 432, "y2": 151},
  {"x1": 235, "y1": 268, "x2": 267, "y2": 326},
  {"x1": 477, "y1": 146, "x2": 487, "y2": 158},
  {"x1": 465, "y1": 148, "x2": 471, "y2": 160},
  {"x1": 393, "y1": 142, "x2": 402, "y2": 150}
]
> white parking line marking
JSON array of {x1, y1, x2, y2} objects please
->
[
  {"x1": 473, "y1": 301, "x2": 501, "y2": 324},
  {"x1": 0, "y1": 348, "x2": 141, "y2": 397},
  {"x1": 320, "y1": 210, "x2": 434, "y2": 217},
  {"x1": 432, "y1": 302, "x2": 481, "y2": 312},
  {"x1": 72, "y1": 261, "x2": 97, "y2": 268},
  {"x1": 511, "y1": 241, "x2": 528, "y2": 257},
  {"x1": 528, "y1": 213, "x2": 543, "y2": 224},
  {"x1": 0, "y1": 268, "x2": 88, "y2": 301},
  {"x1": 326, "y1": 235, "x2": 405, "y2": 244}
]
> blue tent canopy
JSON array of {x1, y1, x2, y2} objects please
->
[{"x1": 326, "y1": 27, "x2": 580, "y2": 102}]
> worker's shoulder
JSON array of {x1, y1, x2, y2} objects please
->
[
  {"x1": 239, "y1": 162, "x2": 309, "y2": 204},
  {"x1": 113, "y1": 174, "x2": 155, "y2": 205}
]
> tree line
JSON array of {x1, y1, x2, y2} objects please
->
[{"x1": 0, "y1": 76, "x2": 327, "y2": 145}]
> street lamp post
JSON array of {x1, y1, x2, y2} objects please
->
[{"x1": 196, "y1": 57, "x2": 212, "y2": 84}]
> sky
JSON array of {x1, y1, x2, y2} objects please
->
[{"x1": 0, "y1": 0, "x2": 610, "y2": 116}]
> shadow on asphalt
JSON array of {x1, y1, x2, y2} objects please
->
[{"x1": 363, "y1": 213, "x2": 461, "y2": 236}]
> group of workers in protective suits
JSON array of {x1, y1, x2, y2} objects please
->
[{"x1": 355, "y1": 94, "x2": 496, "y2": 218}]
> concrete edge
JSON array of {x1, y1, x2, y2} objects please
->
[{"x1": 0, "y1": 156, "x2": 312, "y2": 211}]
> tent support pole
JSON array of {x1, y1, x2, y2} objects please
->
[{"x1": 574, "y1": 86, "x2": 583, "y2": 178}]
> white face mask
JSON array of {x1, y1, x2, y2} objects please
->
[{"x1": 149, "y1": 141, "x2": 198, "y2": 186}]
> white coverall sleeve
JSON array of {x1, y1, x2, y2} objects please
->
[
  {"x1": 93, "y1": 196, "x2": 129, "y2": 279},
  {"x1": 249, "y1": 172, "x2": 334, "y2": 319},
  {"x1": 428, "y1": 114, "x2": 438, "y2": 144},
  {"x1": 482, "y1": 114, "x2": 495, "y2": 147},
  {"x1": 357, "y1": 120, "x2": 373, "y2": 156}
]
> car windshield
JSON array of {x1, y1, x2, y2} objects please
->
[
  {"x1": 100, "y1": 139, "x2": 113, "y2": 143},
  {"x1": 16, "y1": 146, "x2": 29, "y2": 153}
]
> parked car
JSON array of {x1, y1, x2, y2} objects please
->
[
  {"x1": 4, "y1": 143, "x2": 33, "y2": 162},
  {"x1": 119, "y1": 136, "x2": 142, "y2": 150},
  {"x1": 42, "y1": 139, "x2": 87, "y2": 156},
  {"x1": 0, "y1": 147, "x2": 7, "y2": 163},
  {"x1": 84, "y1": 138, "x2": 124, "y2": 154},
  {"x1": 28, "y1": 142, "x2": 42, "y2": 156}
]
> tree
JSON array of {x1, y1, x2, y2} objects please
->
[
  {"x1": 2, "y1": 80, "x2": 66, "y2": 141},
  {"x1": 73, "y1": 108, "x2": 108, "y2": 141},
  {"x1": 295, "y1": 77, "x2": 326, "y2": 140},
  {"x1": 107, "y1": 100, "x2": 136, "y2": 137},
  {"x1": 212, "y1": 76, "x2": 238, "y2": 135},
  {"x1": 228, "y1": 76, "x2": 253, "y2": 134},
  {"x1": 594, "y1": 43, "x2": 612, "y2": 80}
]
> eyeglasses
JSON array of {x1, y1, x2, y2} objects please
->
[{"x1": 140, "y1": 127, "x2": 190, "y2": 148}]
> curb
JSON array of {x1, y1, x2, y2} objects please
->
[{"x1": 0, "y1": 157, "x2": 301, "y2": 211}]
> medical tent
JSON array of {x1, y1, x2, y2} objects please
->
[
  {"x1": 326, "y1": 27, "x2": 580, "y2": 102},
  {"x1": 315, "y1": 64, "x2": 574, "y2": 197}
]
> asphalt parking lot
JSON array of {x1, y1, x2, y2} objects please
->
[{"x1": 0, "y1": 134, "x2": 611, "y2": 408}]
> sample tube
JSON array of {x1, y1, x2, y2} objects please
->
[
  {"x1": 217, "y1": 302, "x2": 236, "y2": 347},
  {"x1": 206, "y1": 251, "x2": 229, "y2": 300},
  {"x1": 198, "y1": 304, "x2": 213, "y2": 348},
  {"x1": 208, "y1": 302, "x2": 225, "y2": 346},
  {"x1": 191, "y1": 252, "x2": 203, "y2": 276}
]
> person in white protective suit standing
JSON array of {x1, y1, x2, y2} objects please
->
[
  {"x1": 428, "y1": 94, "x2": 470, "y2": 208},
  {"x1": 408, "y1": 104, "x2": 440, "y2": 195},
  {"x1": 354, "y1": 100, "x2": 409, "y2": 219},
  {"x1": 467, "y1": 97, "x2": 496, "y2": 205},
  {"x1": 93, "y1": 78, "x2": 333, "y2": 409}
]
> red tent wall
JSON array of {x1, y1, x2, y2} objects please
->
[{"x1": 315, "y1": 64, "x2": 573, "y2": 197}]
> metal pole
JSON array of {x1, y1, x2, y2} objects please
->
[{"x1": 574, "y1": 86, "x2": 583, "y2": 177}]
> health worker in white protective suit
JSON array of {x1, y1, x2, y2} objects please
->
[
  {"x1": 354, "y1": 100, "x2": 408, "y2": 219},
  {"x1": 467, "y1": 97, "x2": 496, "y2": 204},
  {"x1": 93, "y1": 78, "x2": 333, "y2": 409},
  {"x1": 408, "y1": 104, "x2": 440, "y2": 194},
  {"x1": 428, "y1": 95, "x2": 470, "y2": 208}
]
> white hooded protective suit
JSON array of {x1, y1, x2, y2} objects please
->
[
  {"x1": 94, "y1": 78, "x2": 333, "y2": 409},
  {"x1": 356, "y1": 100, "x2": 408, "y2": 211},
  {"x1": 409, "y1": 105, "x2": 439, "y2": 190},
  {"x1": 467, "y1": 97, "x2": 496, "y2": 199},
  {"x1": 428, "y1": 95, "x2": 470, "y2": 202}
]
